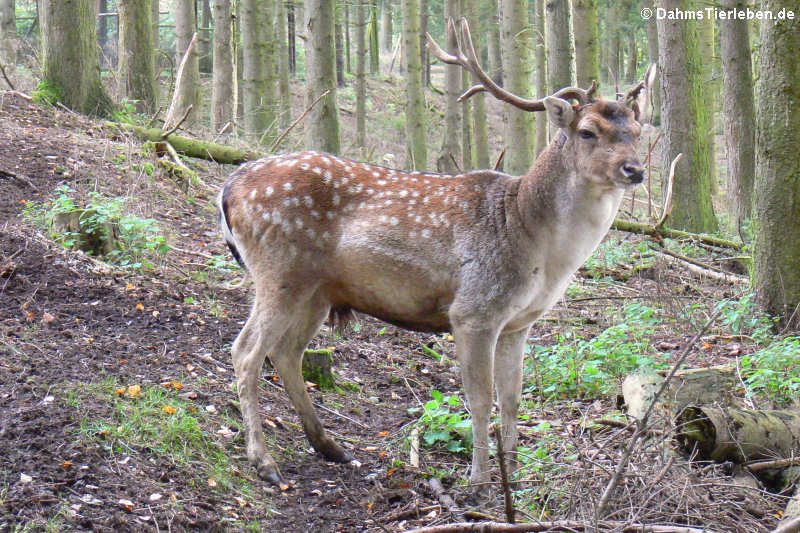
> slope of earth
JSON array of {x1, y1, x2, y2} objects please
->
[{"x1": 0, "y1": 92, "x2": 786, "y2": 532}]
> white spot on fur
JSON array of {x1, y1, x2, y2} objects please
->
[
  {"x1": 271, "y1": 210, "x2": 282, "y2": 223},
  {"x1": 262, "y1": 211, "x2": 271, "y2": 222},
  {"x1": 304, "y1": 195, "x2": 314, "y2": 208},
  {"x1": 299, "y1": 162, "x2": 310, "y2": 170},
  {"x1": 421, "y1": 229, "x2": 431, "y2": 239},
  {"x1": 379, "y1": 215, "x2": 388, "y2": 223},
  {"x1": 283, "y1": 198, "x2": 292, "y2": 207},
  {"x1": 367, "y1": 188, "x2": 375, "y2": 195},
  {"x1": 249, "y1": 189, "x2": 257, "y2": 200},
  {"x1": 295, "y1": 217, "x2": 304, "y2": 228},
  {"x1": 310, "y1": 209, "x2": 321, "y2": 219},
  {"x1": 409, "y1": 230, "x2": 417, "y2": 238},
  {"x1": 312, "y1": 166, "x2": 322, "y2": 175},
  {"x1": 326, "y1": 211, "x2": 335, "y2": 219},
  {"x1": 265, "y1": 185, "x2": 274, "y2": 196},
  {"x1": 389, "y1": 216, "x2": 399, "y2": 226},
  {"x1": 372, "y1": 171, "x2": 380, "y2": 178},
  {"x1": 384, "y1": 199, "x2": 393, "y2": 206},
  {"x1": 283, "y1": 182, "x2": 293, "y2": 191},
  {"x1": 291, "y1": 197, "x2": 300, "y2": 207},
  {"x1": 321, "y1": 156, "x2": 331, "y2": 165},
  {"x1": 377, "y1": 179, "x2": 387, "y2": 186},
  {"x1": 399, "y1": 190, "x2": 409, "y2": 198},
  {"x1": 321, "y1": 230, "x2": 331, "y2": 240},
  {"x1": 332, "y1": 194, "x2": 340, "y2": 206},
  {"x1": 306, "y1": 227, "x2": 316, "y2": 239}
]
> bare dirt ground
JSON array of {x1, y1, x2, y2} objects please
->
[{"x1": 0, "y1": 91, "x2": 789, "y2": 532}]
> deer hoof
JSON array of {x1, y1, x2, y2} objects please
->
[
  {"x1": 256, "y1": 462, "x2": 285, "y2": 487},
  {"x1": 315, "y1": 438, "x2": 354, "y2": 463}
]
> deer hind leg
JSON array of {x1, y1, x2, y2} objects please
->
[
  {"x1": 269, "y1": 294, "x2": 354, "y2": 464},
  {"x1": 493, "y1": 328, "x2": 529, "y2": 478},
  {"x1": 231, "y1": 297, "x2": 294, "y2": 485}
]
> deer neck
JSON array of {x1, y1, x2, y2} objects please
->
[{"x1": 515, "y1": 132, "x2": 624, "y2": 268}]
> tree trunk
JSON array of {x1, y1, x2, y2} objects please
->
[
  {"x1": 173, "y1": 0, "x2": 200, "y2": 127},
  {"x1": 533, "y1": 0, "x2": 547, "y2": 155},
  {"x1": 0, "y1": 0, "x2": 17, "y2": 67},
  {"x1": 753, "y1": 0, "x2": 800, "y2": 328},
  {"x1": 344, "y1": 2, "x2": 351, "y2": 72},
  {"x1": 485, "y1": 0, "x2": 502, "y2": 86},
  {"x1": 355, "y1": 0, "x2": 366, "y2": 147},
  {"x1": 501, "y1": 0, "x2": 534, "y2": 175},
  {"x1": 697, "y1": 11, "x2": 716, "y2": 193},
  {"x1": 656, "y1": 0, "x2": 718, "y2": 233},
  {"x1": 288, "y1": 1, "x2": 296, "y2": 75},
  {"x1": 277, "y1": 0, "x2": 292, "y2": 128},
  {"x1": 625, "y1": 30, "x2": 636, "y2": 83},
  {"x1": 305, "y1": 0, "x2": 340, "y2": 153},
  {"x1": 460, "y1": 0, "x2": 472, "y2": 171},
  {"x1": 644, "y1": 0, "x2": 660, "y2": 125},
  {"x1": 334, "y1": 4, "x2": 345, "y2": 87},
  {"x1": 118, "y1": 0, "x2": 156, "y2": 113},
  {"x1": 381, "y1": 0, "x2": 392, "y2": 52},
  {"x1": 402, "y1": 0, "x2": 426, "y2": 169},
  {"x1": 571, "y1": 0, "x2": 598, "y2": 88},
  {"x1": 242, "y1": 0, "x2": 278, "y2": 143},
  {"x1": 151, "y1": 0, "x2": 159, "y2": 51},
  {"x1": 545, "y1": 0, "x2": 573, "y2": 93},
  {"x1": 608, "y1": 2, "x2": 622, "y2": 91},
  {"x1": 720, "y1": 0, "x2": 754, "y2": 235},
  {"x1": 198, "y1": 0, "x2": 213, "y2": 73},
  {"x1": 437, "y1": 0, "x2": 461, "y2": 173},
  {"x1": 211, "y1": 0, "x2": 234, "y2": 132},
  {"x1": 419, "y1": 0, "x2": 429, "y2": 85},
  {"x1": 468, "y1": 1, "x2": 488, "y2": 169},
  {"x1": 96, "y1": 0, "x2": 108, "y2": 67},
  {"x1": 368, "y1": 0, "x2": 379, "y2": 74},
  {"x1": 40, "y1": 0, "x2": 112, "y2": 116}
]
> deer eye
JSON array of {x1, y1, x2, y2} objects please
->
[{"x1": 578, "y1": 129, "x2": 597, "y2": 140}]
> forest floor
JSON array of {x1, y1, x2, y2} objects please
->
[{"x1": 0, "y1": 85, "x2": 794, "y2": 533}]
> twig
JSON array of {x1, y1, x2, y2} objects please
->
[
  {"x1": 645, "y1": 132, "x2": 662, "y2": 220},
  {"x1": 161, "y1": 105, "x2": 193, "y2": 138},
  {"x1": 448, "y1": 153, "x2": 462, "y2": 173},
  {"x1": 268, "y1": 89, "x2": 331, "y2": 153},
  {"x1": 656, "y1": 152, "x2": 681, "y2": 229},
  {"x1": 594, "y1": 309, "x2": 721, "y2": 518},
  {"x1": 56, "y1": 101, "x2": 80, "y2": 116},
  {"x1": 163, "y1": 32, "x2": 198, "y2": 130},
  {"x1": 746, "y1": 457, "x2": 800, "y2": 473},
  {"x1": 4, "y1": 89, "x2": 32, "y2": 101},
  {"x1": 409, "y1": 427, "x2": 420, "y2": 468},
  {"x1": 169, "y1": 245, "x2": 216, "y2": 260},
  {"x1": 0, "y1": 61, "x2": 14, "y2": 90},
  {"x1": 657, "y1": 250, "x2": 748, "y2": 284},
  {"x1": 493, "y1": 148, "x2": 506, "y2": 171},
  {"x1": 400, "y1": 521, "x2": 717, "y2": 532},
  {"x1": 0, "y1": 169, "x2": 37, "y2": 190},
  {"x1": 494, "y1": 424, "x2": 515, "y2": 524},
  {"x1": 147, "y1": 105, "x2": 164, "y2": 128}
]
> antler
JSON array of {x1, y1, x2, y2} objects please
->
[{"x1": 426, "y1": 18, "x2": 596, "y2": 111}]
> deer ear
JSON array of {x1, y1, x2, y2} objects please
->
[{"x1": 543, "y1": 97, "x2": 575, "y2": 128}]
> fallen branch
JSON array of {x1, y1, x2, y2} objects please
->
[
  {"x1": 401, "y1": 520, "x2": 716, "y2": 532},
  {"x1": 108, "y1": 122, "x2": 260, "y2": 164},
  {"x1": 161, "y1": 104, "x2": 193, "y2": 139},
  {"x1": 429, "y1": 478, "x2": 458, "y2": 515},
  {"x1": 0, "y1": 61, "x2": 15, "y2": 90},
  {"x1": 163, "y1": 32, "x2": 198, "y2": 130},
  {"x1": 746, "y1": 458, "x2": 800, "y2": 473},
  {"x1": 611, "y1": 218, "x2": 743, "y2": 251},
  {"x1": 657, "y1": 249, "x2": 748, "y2": 284},
  {"x1": 494, "y1": 424, "x2": 515, "y2": 524},
  {"x1": 656, "y1": 152, "x2": 681, "y2": 228}
]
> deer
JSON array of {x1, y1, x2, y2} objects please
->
[{"x1": 218, "y1": 18, "x2": 652, "y2": 489}]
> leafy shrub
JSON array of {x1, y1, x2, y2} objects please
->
[
  {"x1": 32, "y1": 79, "x2": 63, "y2": 106},
  {"x1": 714, "y1": 294, "x2": 776, "y2": 345},
  {"x1": 23, "y1": 186, "x2": 169, "y2": 269},
  {"x1": 408, "y1": 389, "x2": 472, "y2": 453},
  {"x1": 525, "y1": 303, "x2": 667, "y2": 399},
  {"x1": 740, "y1": 337, "x2": 800, "y2": 407}
]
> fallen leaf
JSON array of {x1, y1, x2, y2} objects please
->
[
  {"x1": 205, "y1": 404, "x2": 217, "y2": 413},
  {"x1": 126, "y1": 385, "x2": 142, "y2": 397},
  {"x1": 42, "y1": 311, "x2": 55, "y2": 324},
  {"x1": 125, "y1": 283, "x2": 135, "y2": 290},
  {"x1": 149, "y1": 493, "x2": 162, "y2": 502},
  {"x1": 61, "y1": 460, "x2": 72, "y2": 468},
  {"x1": 378, "y1": 450, "x2": 387, "y2": 458},
  {"x1": 162, "y1": 404, "x2": 177, "y2": 414},
  {"x1": 26, "y1": 311, "x2": 34, "y2": 320},
  {"x1": 377, "y1": 431, "x2": 388, "y2": 437},
  {"x1": 118, "y1": 499, "x2": 134, "y2": 511},
  {"x1": 207, "y1": 478, "x2": 218, "y2": 488},
  {"x1": 161, "y1": 380, "x2": 183, "y2": 390},
  {"x1": 233, "y1": 496, "x2": 249, "y2": 507},
  {"x1": 20, "y1": 473, "x2": 32, "y2": 483},
  {"x1": 135, "y1": 302, "x2": 144, "y2": 311},
  {"x1": 116, "y1": 387, "x2": 126, "y2": 396}
]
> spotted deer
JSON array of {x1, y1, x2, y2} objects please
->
[{"x1": 219, "y1": 18, "x2": 651, "y2": 487}]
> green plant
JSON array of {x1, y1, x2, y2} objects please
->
[
  {"x1": 23, "y1": 187, "x2": 170, "y2": 269},
  {"x1": 32, "y1": 79, "x2": 63, "y2": 106},
  {"x1": 740, "y1": 336, "x2": 800, "y2": 406},
  {"x1": 583, "y1": 238, "x2": 652, "y2": 278},
  {"x1": 714, "y1": 294, "x2": 777, "y2": 344},
  {"x1": 407, "y1": 390, "x2": 472, "y2": 453},
  {"x1": 525, "y1": 303, "x2": 667, "y2": 399},
  {"x1": 112, "y1": 99, "x2": 145, "y2": 125}
]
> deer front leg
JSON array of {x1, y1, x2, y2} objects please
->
[
  {"x1": 493, "y1": 328, "x2": 529, "y2": 477},
  {"x1": 453, "y1": 324, "x2": 500, "y2": 486},
  {"x1": 231, "y1": 310, "x2": 288, "y2": 485}
]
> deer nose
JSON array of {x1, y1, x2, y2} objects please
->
[{"x1": 621, "y1": 161, "x2": 645, "y2": 183}]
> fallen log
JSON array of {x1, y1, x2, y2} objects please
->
[
  {"x1": 611, "y1": 218, "x2": 743, "y2": 251},
  {"x1": 106, "y1": 122, "x2": 261, "y2": 164},
  {"x1": 676, "y1": 406, "x2": 800, "y2": 463},
  {"x1": 622, "y1": 366, "x2": 737, "y2": 419},
  {"x1": 401, "y1": 521, "x2": 715, "y2": 533}
]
